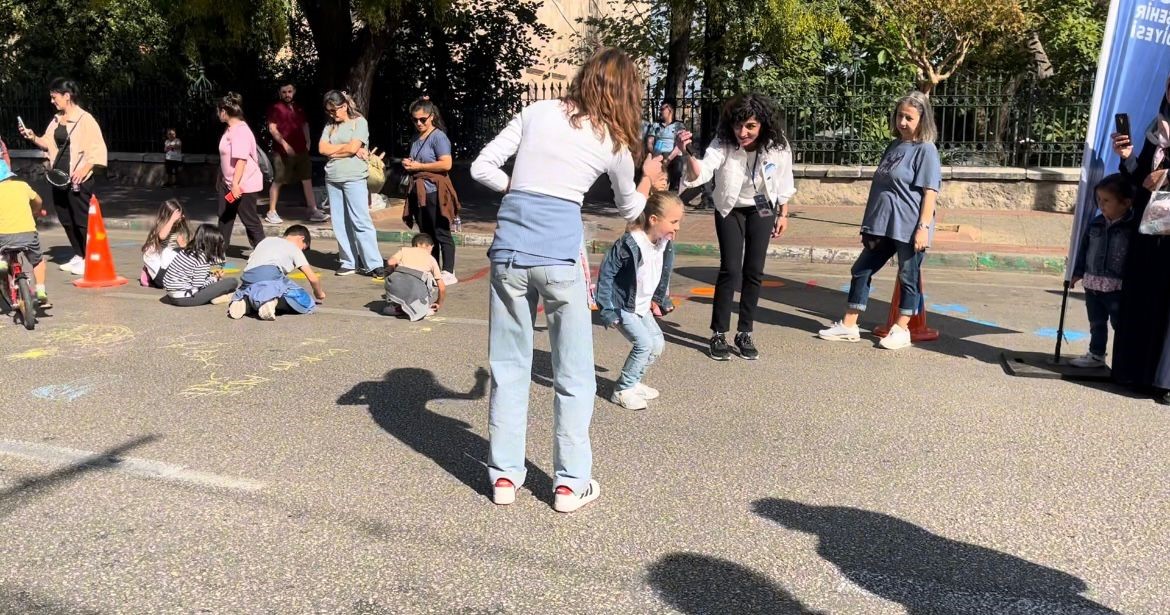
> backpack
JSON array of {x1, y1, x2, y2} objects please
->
[{"x1": 255, "y1": 148, "x2": 274, "y2": 185}]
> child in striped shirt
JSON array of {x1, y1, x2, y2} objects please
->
[{"x1": 162, "y1": 224, "x2": 239, "y2": 307}]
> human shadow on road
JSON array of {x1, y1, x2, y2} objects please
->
[
  {"x1": 530, "y1": 347, "x2": 615, "y2": 401},
  {"x1": 0, "y1": 434, "x2": 160, "y2": 519},
  {"x1": 752, "y1": 498, "x2": 1119, "y2": 614},
  {"x1": 646, "y1": 552, "x2": 825, "y2": 614},
  {"x1": 338, "y1": 367, "x2": 554, "y2": 503},
  {"x1": 0, "y1": 584, "x2": 101, "y2": 615},
  {"x1": 674, "y1": 266, "x2": 1018, "y2": 365}
]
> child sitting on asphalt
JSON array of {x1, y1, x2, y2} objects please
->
[
  {"x1": 1070, "y1": 173, "x2": 1136, "y2": 368},
  {"x1": 595, "y1": 192, "x2": 684, "y2": 410},
  {"x1": 382, "y1": 233, "x2": 447, "y2": 320},
  {"x1": 227, "y1": 225, "x2": 325, "y2": 320},
  {"x1": 0, "y1": 160, "x2": 51, "y2": 308},
  {"x1": 141, "y1": 198, "x2": 190, "y2": 288},
  {"x1": 162, "y1": 224, "x2": 240, "y2": 307}
]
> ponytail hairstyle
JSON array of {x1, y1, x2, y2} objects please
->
[
  {"x1": 634, "y1": 191, "x2": 684, "y2": 232},
  {"x1": 184, "y1": 223, "x2": 227, "y2": 265},
  {"x1": 323, "y1": 90, "x2": 363, "y2": 122},
  {"x1": 216, "y1": 92, "x2": 245, "y2": 119},
  {"x1": 409, "y1": 96, "x2": 447, "y2": 132}
]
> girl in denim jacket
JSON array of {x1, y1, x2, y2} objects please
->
[
  {"x1": 1070, "y1": 174, "x2": 1135, "y2": 368},
  {"x1": 596, "y1": 192, "x2": 685, "y2": 410}
]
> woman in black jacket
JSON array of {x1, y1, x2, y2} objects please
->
[{"x1": 1109, "y1": 76, "x2": 1170, "y2": 401}]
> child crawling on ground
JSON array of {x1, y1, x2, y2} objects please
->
[
  {"x1": 381, "y1": 233, "x2": 447, "y2": 320},
  {"x1": 227, "y1": 225, "x2": 325, "y2": 321}
]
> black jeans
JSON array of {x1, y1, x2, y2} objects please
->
[
  {"x1": 418, "y1": 190, "x2": 455, "y2": 273},
  {"x1": 51, "y1": 179, "x2": 94, "y2": 256},
  {"x1": 164, "y1": 278, "x2": 239, "y2": 307},
  {"x1": 218, "y1": 192, "x2": 265, "y2": 249},
  {"x1": 712, "y1": 207, "x2": 772, "y2": 333},
  {"x1": 1085, "y1": 289, "x2": 1122, "y2": 357}
]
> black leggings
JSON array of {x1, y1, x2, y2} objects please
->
[
  {"x1": 418, "y1": 190, "x2": 455, "y2": 273},
  {"x1": 51, "y1": 180, "x2": 94, "y2": 256},
  {"x1": 163, "y1": 278, "x2": 239, "y2": 307}
]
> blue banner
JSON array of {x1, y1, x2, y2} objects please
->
[{"x1": 1067, "y1": 0, "x2": 1170, "y2": 277}]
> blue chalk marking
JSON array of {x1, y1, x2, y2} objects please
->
[
  {"x1": 838, "y1": 283, "x2": 851, "y2": 293},
  {"x1": 929, "y1": 303, "x2": 970, "y2": 314},
  {"x1": 964, "y1": 317, "x2": 999, "y2": 327},
  {"x1": 1034, "y1": 328, "x2": 1088, "y2": 342},
  {"x1": 33, "y1": 382, "x2": 97, "y2": 402}
]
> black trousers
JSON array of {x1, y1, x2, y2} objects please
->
[
  {"x1": 711, "y1": 207, "x2": 772, "y2": 333},
  {"x1": 51, "y1": 179, "x2": 94, "y2": 256},
  {"x1": 418, "y1": 190, "x2": 455, "y2": 273},
  {"x1": 164, "y1": 278, "x2": 239, "y2": 307},
  {"x1": 218, "y1": 192, "x2": 265, "y2": 249}
]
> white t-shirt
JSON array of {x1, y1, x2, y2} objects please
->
[
  {"x1": 737, "y1": 150, "x2": 762, "y2": 206},
  {"x1": 143, "y1": 246, "x2": 177, "y2": 279},
  {"x1": 244, "y1": 237, "x2": 309, "y2": 273},
  {"x1": 632, "y1": 230, "x2": 667, "y2": 316}
]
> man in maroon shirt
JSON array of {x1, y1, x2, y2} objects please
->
[{"x1": 266, "y1": 83, "x2": 327, "y2": 223}]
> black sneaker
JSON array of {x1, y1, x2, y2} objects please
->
[
  {"x1": 735, "y1": 332, "x2": 759, "y2": 360},
  {"x1": 709, "y1": 333, "x2": 730, "y2": 361}
]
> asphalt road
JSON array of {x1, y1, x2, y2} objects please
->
[{"x1": 0, "y1": 229, "x2": 1164, "y2": 614}]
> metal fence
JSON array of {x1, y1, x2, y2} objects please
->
[{"x1": 0, "y1": 72, "x2": 1092, "y2": 168}]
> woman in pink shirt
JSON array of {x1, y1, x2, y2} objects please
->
[{"x1": 216, "y1": 93, "x2": 265, "y2": 249}]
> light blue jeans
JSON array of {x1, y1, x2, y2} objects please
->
[
  {"x1": 487, "y1": 261, "x2": 595, "y2": 494},
  {"x1": 326, "y1": 180, "x2": 382, "y2": 271},
  {"x1": 615, "y1": 310, "x2": 665, "y2": 391}
]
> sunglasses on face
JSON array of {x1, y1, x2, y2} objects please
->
[{"x1": 413, "y1": 116, "x2": 431, "y2": 125}]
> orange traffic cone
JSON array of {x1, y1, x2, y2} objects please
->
[
  {"x1": 873, "y1": 273, "x2": 939, "y2": 342},
  {"x1": 73, "y1": 195, "x2": 128, "y2": 288}
]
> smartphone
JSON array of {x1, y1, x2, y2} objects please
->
[
  {"x1": 224, "y1": 191, "x2": 237, "y2": 204},
  {"x1": 16, "y1": 116, "x2": 26, "y2": 131},
  {"x1": 1115, "y1": 113, "x2": 1131, "y2": 138}
]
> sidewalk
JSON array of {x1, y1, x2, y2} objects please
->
[{"x1": 36, "y1": 184, "x2": 1076, "y2": 274}]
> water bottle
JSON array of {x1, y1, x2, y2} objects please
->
[{"x1": 453, "y1": 216, "x2": 462, "y2": 233}]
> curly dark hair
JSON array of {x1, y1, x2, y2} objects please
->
[{"x1": 716, "y1": 93, "x2": 788, "y2": 151}]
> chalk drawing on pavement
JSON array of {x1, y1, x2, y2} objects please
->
[
  {"x1": 5, "y1": 347, "x2": 58, "y2": 362},
  {"x1": 1034, "y1": 327, "x2": 1088, "y2": 342},
  {"x1": 180, "y1": 373, "x2": 272, "y2": 398},
  {"x1": 161, "y1": 334, "x2": 228, "y2": 370},
  {"x1": 31, "y1": 375, "x2": 121, "y2": 402}
]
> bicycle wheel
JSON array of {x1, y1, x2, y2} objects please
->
[{"x1": 15, "y1": 255, "x2": 36, "y2": 330}]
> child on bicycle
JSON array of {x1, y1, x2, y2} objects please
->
[
  {"x1": 595, "y1": 192, "x2": 684, "y2": 410},
  {"x1": 0, "y1": 160, "x2": 50, "y2": 308}
]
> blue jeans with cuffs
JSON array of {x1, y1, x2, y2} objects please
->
[{"x1": 847, "y1": 234, "x2": 924, "y2": 317}]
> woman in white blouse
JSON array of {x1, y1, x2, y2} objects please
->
[{"x1": 676, "y1": 93, "x2": 796, "y2": 361}]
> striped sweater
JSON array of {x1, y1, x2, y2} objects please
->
[{"x1": 163, "y1": 251, "x2": 213, "y2": 298}]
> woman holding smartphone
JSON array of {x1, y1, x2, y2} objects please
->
[
  {"x1": 1108, "y1": 75, "x2": 1170, "y2": 402},
  {"x1": 214, "y1": 93, "x2": 265, "y2": 251},
  {"x1": 19, "y1": 78, "x2": 108, "y2": 275}
]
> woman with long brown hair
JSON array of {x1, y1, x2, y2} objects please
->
[{"x1": 471, "y1": 47, "x2": 666, "y2": 513}]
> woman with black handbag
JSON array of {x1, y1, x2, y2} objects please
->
[{"x1": 19, "y1": 78, "x2": 108, "y2": 275}]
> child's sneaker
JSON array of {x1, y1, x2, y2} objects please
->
[
  {"x1": 264, "y1": 212, "x2": 283, "y2": 224},
  {"x1": 554, "y1": 480, "x2": 600, "y2": 513},
  {"x1": 0, "y1": 260, "x2": 8, "y2": 273},
  {"x1": 1070, "y1": 352, "x2": 1106, "y2": 368},
  {"x1": 610, "y1": 388, "x2": 648, "y2": 410},
  {"x1": 878, "y1": 324, "x2": 912, "y2": 350},
  {"x1": 210, "y1": 293, "x2": 233, "y2": 305},
  {"x1": 634, "y1": 382, "x2": 659, "y2": 400},
  {"x1": 818, "y1": 321, "x2": 861, "y2": 342},
  {"x1": 227, "y1": 300, "x2": 247, "y2": 320},
  {"x1": 36, "y1": 290, "x2": 51, "y2": 310},
  {"x1": 493, "y1": 478, "x2": 516, "y2": 505},
  {"x1": 257, "y1": 299, "x2": 278, "y2": 321}
]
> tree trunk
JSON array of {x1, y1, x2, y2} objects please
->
[
  {"x1": 345, "y1": 25, "x2": 394, "y2": 114},
  {"x1": 298, "y1": 0, "x2": 354, "y2": 91},
  {"x1": 663, "y1": 0, "x2": 694, "y2": 103},
  {"x1": 700, "y1": 0, "x2": 726, "y2": 148},
  {"x1": 426, "y1": 11, "x2": 452, "y2": 110},
  {"x1": 1024, "y1": 31, "x2": 1054, "y2": 80}
]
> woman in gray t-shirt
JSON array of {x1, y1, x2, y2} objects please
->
[
  {"x1": 818, "y1": 91, "x2": 942, "y2": 350},
  {"x1": 319, "y1": 90, "x2": 383, "y2": 275}
]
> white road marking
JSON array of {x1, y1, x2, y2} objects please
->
[{"x1": 0, "y1": 439, "x2": 266, "y2": 492}]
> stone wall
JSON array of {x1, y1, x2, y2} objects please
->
[{"x1": 8, "y1": 150, "x2": 1081, "y2": 212}]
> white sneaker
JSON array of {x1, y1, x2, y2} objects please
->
[
  {"x1": 257, "y1": 299, "x2": 278, "y2": 321},
  {"x1": 1070, "y1": 352, "x2": 1106, "y2": 368},
  {"x1": 307, "y1": 210, "x2": 329, "y2": 223},
  {"x1": 264, "y1": 212, "x2": 283, "y2": 224},
  {"x1": 610, "y1": 388, "x2": 648, "y2": 410},
  {"x1": 818, "y1": 321, "x2": 861, "y2": 342},
  {"x1": 441, "y1": 271, "x2": 459, "y2": 286},
  {"x1": 553, "y1": 479, "x2": 600, "y2": 513},
  {"x1": 635, "y1": 382, "x2": 660, "y2": 400},
  {"x1": 68, "y1": 260, "x2": 85, "y2": 276},
  {"x1": 227, "y1": 300, "x2": 247, "y2": 320},
  {"x1": 493, "y1": 478, "x2": 516, "y2": 505},
  {"x1": 878, "y1": 324, "x2": 912, "y2": 350},
  {"x1": 59, "y1": 255, "x2": 82, "y2": 271}
]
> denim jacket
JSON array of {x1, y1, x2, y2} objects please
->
[
  {"x1": 1073, "y1": 209, "x2": 1136, "y2": 281},
  {"x1": 595, "y1": 232, "x2": 675, "y2": 326}
]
